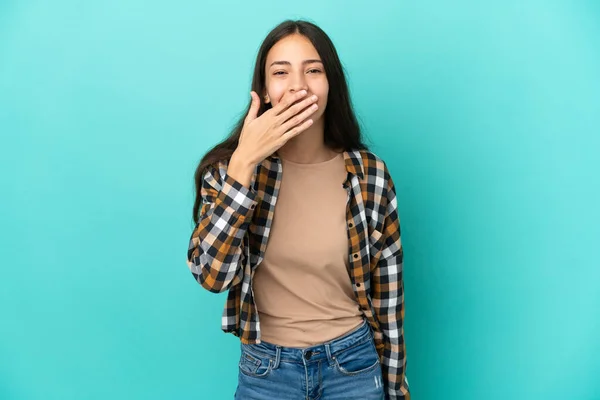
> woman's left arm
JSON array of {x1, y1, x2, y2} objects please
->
[{"x1": 371, "y1": 164, "x2": 410, "y2": 400}]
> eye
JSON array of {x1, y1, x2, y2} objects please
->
[
  {"x1": 307, "y1": 69, "x2": 322, "y2": 74},
  {"x1": 273, "y1": 71, "x2": 287, "y2": 76}
]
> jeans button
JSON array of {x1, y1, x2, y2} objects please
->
[{"x1": 304, "y1": 350, "x2": 313, "y2": 360}]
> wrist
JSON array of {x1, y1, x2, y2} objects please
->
[
  {"x1": 230, "y1": 150, "x2": 255, "y2": 169},
  {"x1": 228, "y1": 150, "x2": 256, "y2": 189}
]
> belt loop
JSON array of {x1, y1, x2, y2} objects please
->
[
  {"x1": 273, "y1": 345, "x2": 281, "y2": 369},
  {"x1": 325, "y1": 343, "x2": 335, "y2": 366}
]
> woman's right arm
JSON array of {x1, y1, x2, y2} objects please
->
[
  {"x1": 187, "y1": 89, "x2": 319, "y2": 292},
  {"x1": 186, "y1": 158, "x2": 258, "y2": 293}
]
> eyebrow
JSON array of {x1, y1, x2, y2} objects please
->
[{"x1": 269, "y1": 59, "x2": 323, "y2": 68}]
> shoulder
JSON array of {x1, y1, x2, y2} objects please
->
[{"x1": 347, "y1": 149, "x2": 393, "y2": 181}]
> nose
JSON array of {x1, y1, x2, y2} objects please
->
[{"x1": 288, "y1": 71, "x2": 308, "y2": 93}]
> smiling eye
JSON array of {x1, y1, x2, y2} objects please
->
[
  {"x1": 273, "y1": 71, "x2": 287, "y2": 76},
  {"x1": 307, "y1": 69, "x2": 322, "y2": 74}
]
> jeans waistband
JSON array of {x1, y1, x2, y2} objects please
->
[{"x1": 241, "y1": 319, "x2": 373, "y2": 366}]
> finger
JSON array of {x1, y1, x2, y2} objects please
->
[
  {"x1": 278, "y1": 102, "x2": 319, "y2": 133},
  {"x1": 279, "y1": 119, "x2": 314, "y2": 143},
  {"x1": 277, "y1": 94, "x2": 318, "y2": 125},
  {"x1": 272, "y1": 90, "x2": 308, "y2": 115},
  {"x1": 244, "y1": 91, "x2": 260, "y2": 123}
]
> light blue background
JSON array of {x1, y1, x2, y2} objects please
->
[{"x1": 1, "y1": 1, "x2": 599, "y2": 399}]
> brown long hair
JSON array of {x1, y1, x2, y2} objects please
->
[{"x1": 192, "y1": 19, "x2": 370, "y2": 224}]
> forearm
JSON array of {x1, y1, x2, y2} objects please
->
[{"x1": 187, "y1": 170, "x2": 258, "y2": 293}]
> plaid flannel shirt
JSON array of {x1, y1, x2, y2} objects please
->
[{"x1": 187, "y1": 149, "x2": 410, "y2": 399}]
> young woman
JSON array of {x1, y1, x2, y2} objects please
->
[{"x1": 187, "y1": 20, "x2": 410, "y2": 400}]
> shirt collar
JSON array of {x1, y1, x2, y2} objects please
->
[{"x1": 269, "y1": 150, "x2": 364, "y2": 180}]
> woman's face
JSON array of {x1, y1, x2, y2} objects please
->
[{"x1": 264, "y1": 34, "x2": 329, "y2": 123}]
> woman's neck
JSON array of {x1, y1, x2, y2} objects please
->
[{"x1": 276, "y1": 119, "x2": 339, "y2": 164}]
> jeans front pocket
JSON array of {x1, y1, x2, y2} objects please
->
[
  {"x1": 239, "y1": 346, "x2": 273, "y2": 378},
  {"x1": 333, "y1": 336, "x2": 381, "y2": 376}
]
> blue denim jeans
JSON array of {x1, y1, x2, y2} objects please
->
[{"x1": 234, "y1": 319, "x2": 385, "y2": 400}]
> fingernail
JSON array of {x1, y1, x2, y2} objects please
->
[
  {"x1": 300, "y1": 90, "x2": 307, "y2": 95},
  {"x1": 312, "y1": 95, "x2": 318, "y2": 101}
]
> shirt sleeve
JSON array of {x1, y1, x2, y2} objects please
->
[
  {"x1": 186, "y1": 163, "x2": 259, "y2": 293},
  {"x1": 371, "y1": 163, "x2": 410, "y2": 400}
]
